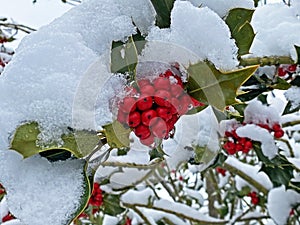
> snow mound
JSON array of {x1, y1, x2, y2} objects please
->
[
  {"x1": 145, "y1": 1, "x2": 239, "y2": 71},
  {"x1": 0, "y1": 150, "x2": 86, "y2": 225},
  {"x1": 285, "y1": 86, "x2": 300, "y2": 110}
]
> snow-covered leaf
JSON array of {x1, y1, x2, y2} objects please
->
[
  {"x1": 111, "y1": 36, "x2": 139, "y2": 75},
  {"x1": 10, "y1": 122, "x2": 98, "y2": 158},
  {"x1": 150, "y1": 0, "x2": 175, "y2": 28},
  {"x1": 102, "y1": 121, "x2": 131, "y2": 148},
  {"x1": 225, "y1": 8, "x2": 255, "y2": 56},
  {"x1": 10, "y1": 122, "x2": 40, "y2": 158},
  {"x1": 187, "y1": 61, "x2": 258, "y2": 110}
]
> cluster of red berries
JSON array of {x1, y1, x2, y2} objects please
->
[
  {"x1": 2, "y1": 213, "x2": 14, "y2": 223},
  {"x1": 0, "y1": 46, "x2": 13, "y2": 75},
  {"x1": 117, "y1": 69, "x2": 202, "y2": 146},
  {"x1": 88, "y1": 183, "x2": 103, "y2": 207},
  {"x1": 216, "y1": 167, "x2": 227, "y2": 176},
  {"x1": 223, "y1": 129, "x2": 253, "y2": 155},
  {"x1": 223, "y1": 122, "x2": 284, "y2": 155},
  {"x1": 278, "y1": 64, "x2": 297, "y2": 77},
  {"x1": 248, "y1": 191, "x2": 259, "y2": 205}
]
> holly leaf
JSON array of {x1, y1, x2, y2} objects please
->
[
  {"x1": 193, "y1": 145, "x2": 218, "y2": 165},
  {"x1": 103, "y1": 194, "x2": 125, "y2": 216},
  {"x1": 10, "y1": 122, "x2": 99, "y2": 158},
  {"x1": 111, "y1": 36, "x2": 139, "y2": 75},
  {"x1": 102, "y1": 121, "x2": 131, "y2": 148},
  {"x1": 187, "y1": 61, "x2": 258, "y2": 110},
  {"x1": 150, "y1": 0, "x2": 175, "y2": 28},
  {"x1": 10, "y1": 122, "x2": 41, "y2": 158},
  {"x1": 295, "y1": 45, "x2": 300, "y2": 64},
  {"x1": 225, "y1": 8, "x2": 255, "y2": 56},
  {"x1": 271, "y1": 77, "x2": 291, "y2": 90}
]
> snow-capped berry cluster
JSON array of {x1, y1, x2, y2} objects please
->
[
  {"x1": 223, "y1": 129, "x2": 253, "y2": 155},
  {"x1": 117, "y1": 69, "x2": 201, "y2": 146},
  {"x1": 248, "y1": 191, "x2": 259, "y2": 205},
  {"x1": 278, "y1": 64, "x2": 298, "y2": 77},
  {"x1": 222, "y1": 121, "x2": 284, "y2": 155}
]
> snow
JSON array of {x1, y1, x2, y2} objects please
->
[
  {"x1": 226, "y1": 157, "x2": 273, "y2": 191},
  {"x1": 285, "y1": 86, "x2": 300, "y2": 110},
  {"x1": 102, "y1": 215, "x2": 119, "y2": 225},
  {"x1": 121, "y1": 188, "x2": 154, "y2": 205},
  {"x1": 0, "y1": 150, "x2": 86, "y2": 225},
  {"x1": 188, "y1": 0, "x2": 254, "y2": 17},
  {"x1": 0, "y1": 0, "x2": 156, "y2": 150},
  {"x1": 2, "y1": 220, "x2": 24, "y2": 225},
  {"x1": 244, "y1": 100, "x2": 281, "y2": 126},
  {"x1": 249, "y1": 2, "x2": 300, "y2": 60},
  {"x1": 268, "y1": 186, "x2": 300, "y2": 225},
  {"x1": 145, "y1": 1, "x2": 239, "y2": 71},
  {"x1": 237, "y1": 124, "x2": 278, "y2": 159}
]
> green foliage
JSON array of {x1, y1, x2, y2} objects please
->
[
  {"x1": 150, "y1": 0, "x2": 175, "y2": 28},
  {"x1": 295, "y1": 45, "x2": 300, "y2": 64},
  {"x1": 103, "y1": 194, "x2": 125, "y2": 216},
  {"x1": 102, "y1": 121, "x2": 131, "y2": 148},
  {"x1": 225, "y1": 8, "x2": 255, "y2": 57},
  {"x1": 10, "y1": 122, "x2": 99, "y2": 159},
  {"x1": 111, "y1": 36, "x2": 139, "y2": 76},
  {"x1": 10, "y1": 122, "x2": 41, "y2": 158},
  {"x1": 187, "y1": 61, "x2": 258, "y2": 110},
  {"x1": 194, "y1": 145, "x2": 218, "y2": 165}
]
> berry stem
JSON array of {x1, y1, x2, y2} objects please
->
[{"x1": 239, "y1": 56, "x2": 294, "y2": 67}]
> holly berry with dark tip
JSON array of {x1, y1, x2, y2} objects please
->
[
  {"x1": 140, "y1": 134, "x2": 155, "y2": 146},
  {"x1": 137, "y1": 95, "x2": 153, "y2": 111},
  {"x1": 141, "y1": 109, "x2": 157, "y2": 126},
  {"x1": 135, "y1": 124, "x2": 151, "y2": 140},
  {"x1": 149, "y1": 117, "x2": 168, "y2": 139},
  {"x1": 153, "y1": 77, "x2": 171, "y2": 90},
  {"x1": 127, "y1": 111, "x2": 141, "y2": 128},
  {"x1": 140, "y1": 84, "x2": 155, "y2": 95}
]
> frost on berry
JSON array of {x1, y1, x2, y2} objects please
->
[{"x1": 114, "y1": 68, "x2": 202, "y2": 146}]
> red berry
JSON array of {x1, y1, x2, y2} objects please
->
[
  {"x1": 216, "y1": 167, "x2": 226, "y2": 176},
  {"x1": 278, "y1": 67, "x2": 287, "y2": 77},
  {"x1": 244, "y1": 140, "x2": 253, "y2": 150},
  {"x1": 127, "y1": 111, "x2": 141, "y2": 128},
  {"x1": 138, "y1": 79, "x2": 151, "y2": 87},
  {"x1": 223, "y1": 141, "x2": 236, "y2": 155},
  {"x1": 140, "y1": 134, "x2": 155, "y2": 146},
  {"x1": 163, "y1": 69, "x2": 173, "y2": 77},
  {"x1": 149, "y1": 117, "x2": 168, "y2": 139},
  {"x1": 288, "y1": 64, "x2": 297, "y2": 72},
  {"x1": 238, "y1": 137, "x2": 247, "y2": 145},
  {"x1": 251, "y1": 196, "x2": 259, "y2": 205},
  {"x1": 177, "y1": 94, "x2": 191, "y2": 115},
  {"x1": 124, "y1": 217, "x2": 132, "y2": 225},
  {"x1": 170, "y1": 84, "x2": 184, "y2": 98},
  {"x1": 141, "y1": 109, "x2": 157, "y2": 126},
  {"x1": 225, "y1": 131, "x2": 232, "y2": 137},
  {"x1": 119, "y1": 97, "x2": 136, "y2": 113},
  {"x1": 140, "y1": 85, "x2": 155, "y2": 96},
  {"x1": 2, "y1": 214, "x2": 14, "y2": 222},
  {"x1": 154, "y1": 90, "x2": 171, "y2": 107},
  {"x1": 258, "y1": 123, "x2": 271, "y2": 131},
  {"x1": 235, "y1": 143, "x2": 243, "y2": 151},
  {"x1": 135, "y1": 125, "x2": 151, "y2": 139},
  {"x1": 136, "y1": 95, "x2": 153, "y2": 111},
  {"x1": 156, "y1": 107, "x2": 172, "y2": 121},
  {"x1": 170, "y1": 98, "x2": 180, "y2": 114},
  {"x1": 274, "y1": 129, "x2": 284, "y2": 138},
  {"x1": 153, "y1": 77, "x2": 171, "y2": 90},
  {"x1": 272, "y1": 123, "x2": 281, "y2": 132}
]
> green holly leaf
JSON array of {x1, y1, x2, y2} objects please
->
[
  {"x1": 10, "y1": 122, "x2": 99, "y2": 159},
  {"x1": 10, "y1": 122, "x2": 41, "y2": 158},
  {"x1": 225, "y1": 8, "x2": 255, "y2": 56},
  {"x1": 271, "y1": 77, "x2": 291, "y2": 90},
  {"x1": 102, "y1": 121, "x2": 131, "y2": 148},
  {"x1": 295, "y1": 45, "x2": 300, "y2": 64},
  {"x1": 103, "y1": 194, "x2": 125, "y2": 216},
  {"x1": 194, "y1": 145, "x2": 218, "y2": 165},
  {"x1": 150, "y1": 0, "x2": 175, "y2": 28},
  {"x1": 111, "y1": 36, "x2": 139, "y2": 75},
  {"x1": 187, "y1": 61, "x2": 258, "y2": 110}
]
